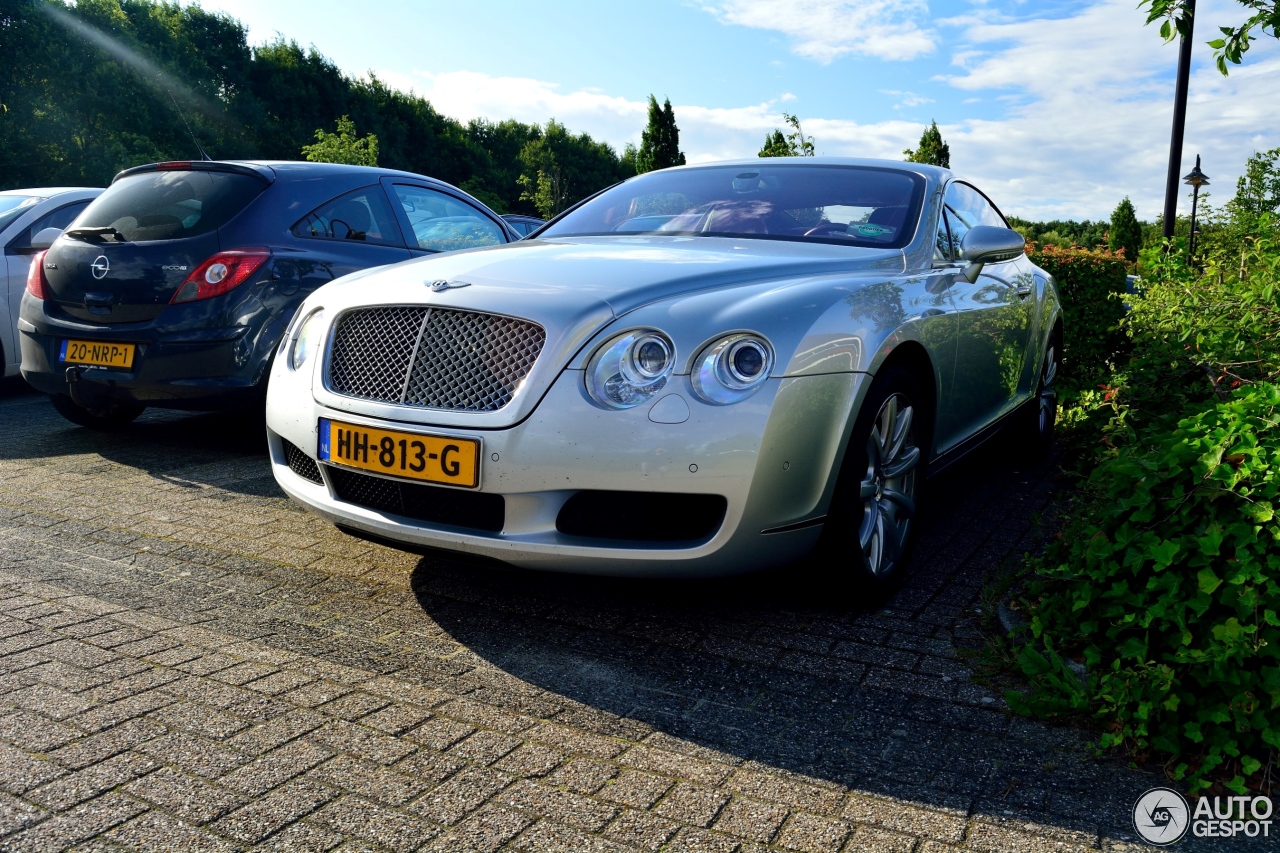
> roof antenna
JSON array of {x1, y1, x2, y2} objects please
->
[{"x1": 167, "y1": 88, "x2": 212, "y2": 161}]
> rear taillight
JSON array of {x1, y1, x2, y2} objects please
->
[
  {"x1": 26, "y1": 250, "x2": 48, "y2": 300},
  {"x1": 171, "y1": 248, "x2": 271, "y2": 304}
]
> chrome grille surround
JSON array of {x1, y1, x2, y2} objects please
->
[{"x1": 326, "y1": 306, "x2": 546, "y2": 412}]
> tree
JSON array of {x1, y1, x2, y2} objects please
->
[
  {"x1": 636, "y1": 95, "x2": 685, "y2": 174},
  {"x1": 620, "y1": 143, "x2": 639, "y2": 176},
  {"x1": 1109, "y1": 197, "x2": 1143, "y2": 262},
  {"x1": 1140, "y1": 1, "x2": 1278, "y2": 74},
  {"x1": 301, "y1": 115, "x2": 378, "y2": 166},
  {"x1": 758, "y1": 113, "x2": 814, "y2": 158},
  {"x1": 1227, "y1": 147, "x2": 1280, "y2": 225},
  {"x1": 903, "y1": 120, "x2": 950, "y2": 168}
]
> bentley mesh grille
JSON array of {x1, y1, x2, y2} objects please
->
[
  {"x1": 327, "y1": 307, "x2": 545, "y2": 412},
  {"x1": 282, "y1": 439, "x2": 323, "y2": 485}
]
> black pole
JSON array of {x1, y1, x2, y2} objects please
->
[
  {"x1": 1189, "y1": 184, "x2": 1200, "y2": 255},
  {"x1": 1162, "y1": 0, "x2": 1195, "y2": 238}
]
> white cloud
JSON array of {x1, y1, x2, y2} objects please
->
[
  {"x1": 701, "y1": 0, "x2": 936, "y2": 62},
  {"x1": 880, "y1": 90, "x2": 935, "y2": 109},
  {"x1": 929, "y1": 0, "x2": 1280, "y2": 220},
  {"x1": 371, "y1": 0, "x2": 1277, "y2": 221}
]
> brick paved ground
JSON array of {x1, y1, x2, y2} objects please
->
[{"x1": 0, "y1": 378, "x2": 1256, "y2": 852}]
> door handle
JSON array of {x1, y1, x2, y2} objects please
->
[{"x1": 1015, "y1": 283, "x2": 1033, "y2": 298}]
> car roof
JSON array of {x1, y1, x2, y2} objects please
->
[
  {"x1": 223, "y1": 161, "x2": 459, "y2": 186},
  {"x1": 661, "y1": 156, "x2": 953, "y2": 182},
  {"x1": 0, "y1": 187, "x2": 100, "y2": 196}
]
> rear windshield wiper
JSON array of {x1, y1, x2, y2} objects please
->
[{"x1": 63, "y1": 226, "x2": 129, "y2": 244}]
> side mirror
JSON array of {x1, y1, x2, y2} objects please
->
[
  {"x1": 959, "y1": 225, "x2": 1025, "y2": 283},
  {"x1": 29, "y1": 227, "x2": 65, "y2": 252}
]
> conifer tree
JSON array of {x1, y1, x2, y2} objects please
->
[
  {"x1": 758, "y1": 114, "x2": 814, "y2": 157},
  {"x1": 1108, "y1": 196, "x2": 1143, "y2": 263},
  {"x1": 903, "y1": 120, "x2": 950, "y2": 168},
  {"x1": 636, "y1": 96, "x2": 686, "y2": 173}
]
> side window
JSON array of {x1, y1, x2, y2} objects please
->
[
  {"x1": 941, "y1": 182, "x2": 1008, "y2": 261},
  {"x1": 391, "y1": 185, "x2": 505, "y2": 252},
  {"x1": 34, "y1": 201, "x2": 91, "y2": 233},
  {"x1": 7, "y1": 200, "x2": 91, "y2": 250},
  {"x1": 934, "y1": 206, "x2": 952, "y2": 264},
  {"x1": 293, "y1": 187, "x2": 401, "y2": 246}
]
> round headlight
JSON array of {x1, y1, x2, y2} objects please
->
[
  {"x1": 691, "y1": 333, "x2": 775, "y2": 405},
  {"x1": 288, "y1": 309, "x2": 325, "y2": 371},
  {"x1": 587, "y1": 329, "x2": 675, "y2": 409}
]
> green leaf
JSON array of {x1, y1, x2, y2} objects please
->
[
  {"x1": 1149, "y1": 539, "x2": 1180, "y2": 569},
  {"x1": 1241, "y1": 500, "x2": 1274, "y2": 523},
  {"x1": 1197, "y1": 568, "x2": 1222, "y2": 595}
]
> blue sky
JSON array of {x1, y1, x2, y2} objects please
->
[{"x1": 190, "y1": 0, "x2": 1279, "y2": 221}]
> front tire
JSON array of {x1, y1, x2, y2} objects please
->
[
  {"x1": 49, "y1": 395, "x2": 145, "y2": 430},
  {"x1": 820, "y1": 365, "x2": 928, "y2": 593},
  {"x1": 1017, "y1": 335, "x2": 1059, "y2": 457}
]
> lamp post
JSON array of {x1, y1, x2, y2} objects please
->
[
  {"x1": 1162, "y1": 0, "x2": 1195, "y2": 239},
  {"x1": 1184, "y1": 155, "x2": 1209, "y2": 255}
]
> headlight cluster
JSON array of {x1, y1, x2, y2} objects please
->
[
  {"x1": 586, "y1": 329, "x2": 675, "y2": 409},
  {"x1": 286, "y1": 308, "x2": 326, "y2": 371},
  {"x1": 586, "y1": 329, "x2": 774, "y2": 408},
  {"x1": 690, "y1": 334, "x2": 774, "y2": 404}
]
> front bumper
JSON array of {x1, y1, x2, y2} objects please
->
[
  {"x1": 267, "y1": 361, "x2": 866, "y2": 577},
  {"x1": 18, "y1": 293, "x2": 277, "y2": 410}
]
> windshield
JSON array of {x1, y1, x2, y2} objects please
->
[
  {"x1": 72, "y1": 170, "x2": 266, "y2": 242},
  {"x1": 0, "y1": 195, "x2": 44, "y2": 232},
  {"x1": 541, "y1": 164, "x2": 926, "y2": 248}
]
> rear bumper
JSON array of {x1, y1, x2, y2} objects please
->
[{"x1": 17, "y1": 293, "x2": 275, "y2": 410}]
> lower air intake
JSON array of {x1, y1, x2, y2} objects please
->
[
  {"x1": 282, "y1": 439, "x2": 323, "y2": 485},
  {"x1": 327, "y1": 467, "x2": 504, "y2": 533},
  {"x1": 556, "y1": 491, "x2": 727, "y2": 543}
]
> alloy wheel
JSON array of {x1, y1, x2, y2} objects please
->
[
  {"x1": 1038, "y1": 345, "x2": 1058, "y2": 435},
  {"x1": 857, "y1": 393, "x2": 920, "y2": 578}
]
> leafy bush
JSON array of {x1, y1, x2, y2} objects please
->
[
  {"x1": 1027, "y1": 244, "x2": 1128, "y2": 383},
  {"x1": 1010, "y1": 226, "x2": 1280, "y2": 794}
]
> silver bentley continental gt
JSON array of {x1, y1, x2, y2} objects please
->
[{"x1": 265, "y1": 158, "x2": 1061, "y2": 584}]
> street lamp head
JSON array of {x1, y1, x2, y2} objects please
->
[{"x1": 1183, "y1": 154, "x2": 1209, "y2": 189}]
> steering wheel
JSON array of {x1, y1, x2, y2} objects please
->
[{"x1": 804, "y1": 223, "x2": 849, "y2": 237}]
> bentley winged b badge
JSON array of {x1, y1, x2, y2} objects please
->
[{"x1": 428, "y1": 280, "x2": 471, "y2": 293}]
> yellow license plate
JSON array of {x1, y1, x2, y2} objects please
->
[
  {"x1": 60, "y1": 339, "x2": 136, "y2": 369},
  {"x1": 318, "y1": 418, "x2": 479, "y2": 488}
]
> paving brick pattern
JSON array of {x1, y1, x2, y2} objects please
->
[{"x1": 0, "y1": 381, "x2": 1257, "y2": 852}]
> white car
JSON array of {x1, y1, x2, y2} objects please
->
[
  {"x1": 266, "y1": 159, "x2": 1059, "y2": 581},
  {"x1": 1, "y1": 188, "x2": 102, "y2": 377}
]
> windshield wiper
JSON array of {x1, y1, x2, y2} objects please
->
[{"x1": 64, "y1": 226, "x2": 128, "y2": 244}]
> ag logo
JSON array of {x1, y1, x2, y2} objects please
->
[
  {"x1": 1133, "y1": 787, "x2": 1190, "y2": 845},
  {"x1": 90, "y1": 255, "x2": 110, "y2": 280}
]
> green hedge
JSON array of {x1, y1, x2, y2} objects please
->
[
  {"x1": 1011, "y1": 229, "x2": 1280, "y2": 794},
  {"x1": 1027, "y1": 243, "x2": 1128, "y2": 384},
  {"x1": 1012, "y1": 384, "x2": 1280, "y2": 792}
]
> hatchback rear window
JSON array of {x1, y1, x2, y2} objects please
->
[{"x1": 73, "y1": 170, "x2": 265, "y2": 242}]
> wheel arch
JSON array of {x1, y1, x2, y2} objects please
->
[
  {"x1": 812, "y1": 339, "x2": 940, "y2": 521},
  {"x1": 866, "y1": 339, "x2": 939, "y2": 457}
]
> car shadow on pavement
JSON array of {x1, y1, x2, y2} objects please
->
[
  {"x1": 408, "y1": 440, "x2": 1171, "y2": 845},
  {"x1": 0, "y1": 385, "x2": 282, "y2": 500}
]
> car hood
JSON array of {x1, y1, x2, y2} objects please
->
[{"x1": 308, "y1": 235, "x2": 905, "y2": 429}]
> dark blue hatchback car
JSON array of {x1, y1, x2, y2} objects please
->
[{"x1": 20, "y1": 160, "x2": 516, "y2": 428}]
